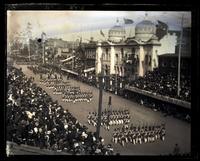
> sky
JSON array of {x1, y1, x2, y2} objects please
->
[{"x1": 7, "y1": 11, "x2": 191, "y2": 43}]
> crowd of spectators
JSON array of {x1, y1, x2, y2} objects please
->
[
  {"x1": 125, "y1": 91, "x2": 191, "y2": 123},
  {"x1": 7, "y1": 66, "x2": 114, "y2": 155},
  {"x1": 112, "y1": 123, "x2": 166, "y2": 146},
  {"x1": 129, "y1": 68, "x2": 191, "y2": 102},
  {"x1": 87, "y1": 109, "x2": 130, "y2": 131}
]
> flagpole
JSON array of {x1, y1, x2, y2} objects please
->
[
  {"x1": 129, "y1": 27, "x2": 132, "y2": 37},
  {"x1": 28, "y1": 39, "x2": 31, "y2": 62},
  {"x1": 123, "y1": 18, "x2": 134, "y2": 37},
  {"x1": 43, "y1": 37, "x2": 45, "y2": 64},
  {"x1": 177, "y1": 14, "x2": 184, "y2": 97}
]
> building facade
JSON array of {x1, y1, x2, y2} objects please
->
[{"x1": 95, "y1": 17, "x2": 178, "y2": 93}]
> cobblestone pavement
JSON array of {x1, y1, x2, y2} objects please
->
[{"x1": 14, "y1": 64, "x2": 191, "y2": 155}]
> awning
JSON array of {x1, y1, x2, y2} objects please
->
[
  {"x1": 61, "y1": 68, "x2": 78, "y2": 75},
  {"x1": 84, "y1": 67, "x2": 95, "y2": 73},
  {"x1": 60, "y1": 56, "x2": 75, "y2": 63}
]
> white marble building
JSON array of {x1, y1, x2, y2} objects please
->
[{"x1": 96, "y1": 17, "x2": 178, "y2": 81}]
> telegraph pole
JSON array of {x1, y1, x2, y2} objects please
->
[
  {"x1": 41, "y1": 32, "x2": 46, "y2": 64},
  {"x1": 177, "y1": 14, "x2": 184, "y2": 96},
  {"x1": 96, "y1": 56, "x2": 103, "y2": 140},
  {"x1": 42, "y1": 39, "x2": 45, "y2": 64},
  {"x1": 27, "y1": 23, "x2": 32, "y2": 62}
]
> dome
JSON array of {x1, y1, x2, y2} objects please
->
[
  {"x1": 108, "y1": 25, "x2": 126, "y2": 43},
  {"x1": 135, "y1": 20, "x2": 156, "y2": 42}
]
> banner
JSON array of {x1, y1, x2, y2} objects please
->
[
  {"x1": 156, "y1": 20, "x2": 168, "y2": 40},
  {"x1": 124, "y1": 18, "x2": 134, "y2": 24},
  {"x1": 100, "y1": 30, "x2": 105, "y2": 37}
]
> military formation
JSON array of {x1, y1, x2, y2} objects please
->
[
  {"x1": 112, "y1": 123, "x2": 166, "y2": 146},
  {"x1": 29, "y1": 65, "x2": 167, "y2": 150},
  {"x1": 87, "y1": 109, "x2": 130, "y2": 130},
  {"x1": 38, "y1": 72, "x2": 93, "y2": 103}
]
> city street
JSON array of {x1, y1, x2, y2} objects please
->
[{"x1": 17, "y1": 64, "x2": 191, "y2": 155}]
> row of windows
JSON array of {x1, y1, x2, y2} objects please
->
[
  {"x1": 109, "y1": 31, "x2": 126, "y2": 35},
  {"x1": 145, "y1": 55, "x2": 152, "y2": 66},
  {"x1": 136, "y1": 27, "x2": 154, "y2": 32},
  {"x1": 85, "y1": 50, "x2": 96, "y2": 59},
  {"x1": 105, "y1": 48, "x2": 135, "y2": 54},
  {"x1": 86, "y1": 54, "x2": 95, "y2": 59}
]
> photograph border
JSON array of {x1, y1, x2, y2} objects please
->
[{"x1": 1, "y1": 2, "x2": 199, "y2": 161}]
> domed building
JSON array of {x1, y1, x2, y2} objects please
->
[
  {"x1": 108, "y1": 19, "x2": 126, "y2": 43},
  {"x1": 95, "y1": 15, "x2": 177, "y2": 94},
  {"x1": 135, "y1": 20, "x2": 157, "y2": 42}
]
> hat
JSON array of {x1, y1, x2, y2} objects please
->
[
  {"x1": 35, "y1": 122, "x2": 39, "y2": 126},
  {"x1": 95, "y1": 148, "x2": 101, "y2": 153},
  {"x1": 74, "y1": 142, "x2": 79, "y2": 148},
  {"x1": 93, "y1": 136, "x2": 96, "y2": 142},
  {"x1": 34, "y1": 127, "x2": 38, "y2": 133},
  {"x1": 39, "y1": 128, "x2": 42, "y2": 133},
  {"x1": 64, "y1": 124, "x2": 68, "y2": 129},
  {"x1": 52, "y1": 128, "x2": 57, "y2": 132},
  {"x1": 47, "y1": 131, "x2": 51, "y2": 134}
]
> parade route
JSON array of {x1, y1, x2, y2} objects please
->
[{"x1": 17, "y1": 64, "x2": 191, "y2": 155}]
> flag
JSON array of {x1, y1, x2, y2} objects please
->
[
  {"x1": 41, "y1": 32, "x2": 46, "y2": 37},
  {"x1": 124, "y1": 18, "x2": 134, "y2": 24},
  {"x1": 156, "y1": 20, "x2": 168, "y2": 40},
  {"x1": 157, "y1": 20, "x2": 168, "y2": 31},
  {"x1": 100, "y1": 30, "x2": 105, "y2": 37}
]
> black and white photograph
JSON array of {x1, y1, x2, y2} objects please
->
[{"x1": 6, "y1": 9, "x2": 192, "y2": 156}]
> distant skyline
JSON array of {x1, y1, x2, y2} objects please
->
[{"x1": 7, "y1": 11, "x2": 191, "y2": 43}]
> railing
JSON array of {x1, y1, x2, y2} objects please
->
[
  {"x1": 15, "y1": 61, "x2": 37, "y2": 65},
  {"x1": 61, "y1": 68, "x2": 79, "y2": 75},
  {"x1": 6, "y1": 141, "x2": 71, "y2": 155},
  {"x1": 125, "y1": 85, "x2": 191, "y2": 109}
]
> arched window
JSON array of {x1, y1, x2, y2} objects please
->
[
  {"x1": 116, "y1": 54, "x2": 119, "y2": 64},
  {"x1": 132, "y1": 48, "x2": 135, "y2": 54},
  {"x1": 121, "y1": 48, "x2": 124, "y2": 58},
  {"x1": 149, "y1": 55, "x2": 151, "y2": 66},
  {"x1": 125, "y1": 54, "x2": 127, "y2": 59},
  {"x1": 145, "y1": 55, "x2": 148, "y2": 65},
  {"x1": 155, "y1": 50, "x2": 158, "y2": 55},
  {"x1": 117, "y1": 66, "x2": 119, "y2": 74},
  {"x1": 106, "y1": 48, "x2": 109, "y2": 60}
]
